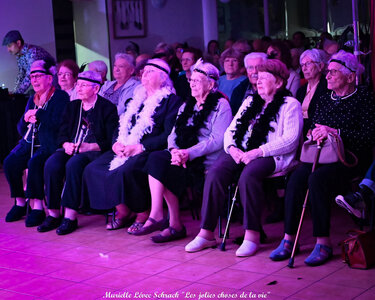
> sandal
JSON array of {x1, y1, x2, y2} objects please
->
[
  {"x1": 304, "y1": 244, "x2": 333, "y2": 266},
  {"x1": 127, "y1": 221, "x2": 145, "y2": 234},
  {"x1": 269, "y1": 239, "x2": 298, "y2": 261},
  {"x1": 132, "y1": 217, "x2": 168, "y2": 236},
  {"x1": 106, "y1": 216, "x2": 134, "y2": 230},
  {"x1": 151, "y1": 226, "x2": 187, "y2": 243}
]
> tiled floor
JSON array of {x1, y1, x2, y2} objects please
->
[{"x1": 0, "y1": 169, "x2": 374, "y2": 299}]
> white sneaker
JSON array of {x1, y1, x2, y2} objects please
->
[
  {"x1": 235, "y1": 240, "x2": 259, "y2": 257},
  {"x1": 185, "y1": 236, "x2": 217, "y2": 253}
]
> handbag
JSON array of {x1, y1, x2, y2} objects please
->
[
  {"x1": 341, "y1": 229, "x2": 375, "y2": 269},
  {"x1": 300, "y1": 133, "x2": 358, "y2": 167}
]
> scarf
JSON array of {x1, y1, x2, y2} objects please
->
[
  {"x1": 109, "y1": 85, "x2": 174, "y2": 170},
  {"x1": 33, "y1": 86, "x2": 55, "y2": 107},
  {"x1": 233, "y1": 90, "x2": 290, "y2": 151}
]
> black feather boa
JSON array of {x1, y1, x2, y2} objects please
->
[
  {"x1": 174, "y1": 92, "x2": 221, "y2": 188},
  {"x1": 233, "y1": 90, "x2": 291, "y2": 151}
]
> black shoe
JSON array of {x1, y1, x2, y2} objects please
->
[
  {"x1": 25, "y1": 209, "x2": 46, "y2": 227},
  {"x1": 37, "y1": 216, "x2": 62, "y2": 232},
  {"x1": 5, "y1": 205, "x2": 27, "y2": 222},
  {"x1": 335, "y1": 187, "x2": 372, "y2": 219},
  {"x1": 56, "y1": 218, "x2": 78, "y2": 235}
]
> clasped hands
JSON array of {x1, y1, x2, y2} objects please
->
[
  {"x1": 170, "y1": 148, "x2": 189, "y2": 168},
  {"x1": 229, "y1": 146, "x2": 263, "y2": 165},
  {"x1": 310, "y1": 124, "x2": 338, "y2": 143},
  {"x1": 24, "y1": 109, "x2": 38, "y2": 124},
  {"x1": 63, "y1": 142, "x2": 95, "y2": 155},
  {"x1": 112, "y1": 142, "x2": 143, "y2": 158}
]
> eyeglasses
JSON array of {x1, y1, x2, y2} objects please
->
[
  {"x1": 327, "y1": 69, "x2": 342, "y2": 76},
  {"x1": 30, "y1": 74, "x2": 46, "y2": 80},
  {"x1": 76, "y1": 82, "x2": 95, "y2": 88},
  {"x1": 181, "y1": 58, "x2": 193, "y2": 63},
  {"x1": 188, "y1": 78, "x2": 204, "y2": 84},
  {"x1": 300, "y1": 61, "x2": 317, "y2": 68},
  {"x1": 246, "y1": 66, "x2": 258, "y2": 71},
  {"x1": 57, "y1": 72, "x2": 73, "y2": 77}
]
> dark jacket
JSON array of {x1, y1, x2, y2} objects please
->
[
  {"x1": 230, "y1": 78, "x2": 253, "y2": 115},
  {"x1": 296, "y1": 76, "x2": 328, "y2": 136},
  {"x1": 17, "y1": 89, "x2": 70, "y2": 154},
  {"x1": 57, "y1": 95, "x2": 119, "y2": 152},
  {"x1": 112, "y1": 94, "x2": 183, "y2": 151}
]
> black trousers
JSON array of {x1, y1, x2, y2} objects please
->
[
  {"x1": 3, "y1": 140, "x2": 51, "y2": 200},
  {"x1": 201, "y1": 152, "x2": 275, "y2": 232},
  {"x1": 284, "y1": 162, "x2": 350, "y2": 237},
  {"x1": 44, "y1": 150, "x2": 101, "y2": 210}
]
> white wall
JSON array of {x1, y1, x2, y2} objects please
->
[
  {"x1": 107, "y1": 0, "x2": 204, "y2": 61},
  {"x1": 0, "y1": 0, "x2": 56, "y2": 90}
]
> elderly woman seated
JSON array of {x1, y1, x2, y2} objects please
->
[
  {"x1": 38, "y1": 71, "x2": 118, "y2": 234},
  {"x1": 185, "y1": 59, "x2": 303, "y2": 256},
  {"x1": 57, "y1": 59, "x2": 80, "y2": 100},
  {"x1": 270, "y1": 50, "x2": 375, "y2": 266},
  {"x1": 99, "y1": 53, "x2": 140, "y2": 115},
  {"x1": 296, "y1": 49, "x2": 328, "y2": 137},
  {"x1": 88, "y1": 60, "x2": 108, "y2": 84},
  {"x1": 4, "y1": 59, "x2": 69, "y2": 227},
  {"x1": 82, "y1": 59, "x2": 183, "y2": 230},
  {"x1": 218, "y1": 48, "x2": 247, "y2": 100},
  {"x1": 132, "y1": 59, "x2": 232, "y2": 241}
]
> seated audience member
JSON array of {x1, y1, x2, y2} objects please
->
[
  {"x1": 125, "y1": 41, "x2": 140, "y2": 60},
  {"x1": 270, "y1": 50, "x2": 375, "y2": 266},
  {"x1": 174, "y1": 47, "x2": 202, "y2": 99},
  {"x1": 3, "y1": 59, "x2": 69, "y2": 226},
  {"x1": 292, "y1": 31, "x2": 307, "y2": 52},
  {"x1": 267, "y1": 40, "x2": 300, "y2": 96},
  {"x1": 205, "y1": 40, "x2": 220, "y2": 68},
  {"x1": 185, "y1": 60, "x2": 302, "y2": 257},
  {"x1": 230, "y1": 52, "x2": 267, "y2": 115},
  {"x1": 88, "y1": 60, "x2": 108, "y2": 84},
  {"x1": 232, "y1": 39, "x2": 253, "y2": 56},
  {"x1": 336, "y1": 160, "x2": 375, "y2": 219},
  {"x1": 99, "y1": 53, "x2": 140, "y2": 115},
  {"x1": 224, "y1": 38, "x2": 235, "y2": 50},
  {"x1": 218, "y1": 48, "x2": 247, "y2": 100},
  {"x1": 57, "y1": 59, "x2": 79, "y2": 100},
  {"x1": 38, "y1": 71, "x2": 118, "y2": 234},
  {"x1": 135, "y1": 53, "x2": 152, "y2": 80},
  {"x1": 135, "y1": 59, "x2": 232, "y2": 239},
  {"x1": 153, "y1": 42, "x2": 180, "y2": 82},
  {"x1": 323, "y1": 39, "x2": 339, "y2": 56},
  {"x1": 296, "y1": 49, "x2": 328, "y2": 137},
  {"x1": 82, "y1": 59, "x2": 183, "y2": 230}
]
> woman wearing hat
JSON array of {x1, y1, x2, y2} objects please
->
[
  {"x1": 82, "y1": 59, "x2": 183, "y2": 230},
  {"x1": 38, "y1": 71, "x2": 119, "y2": 235},
  {"x1": 3, "y1": 59, "x2": 69, "y2": 227},
  {"x1": 185, "y1": 59, "x2": 303, "y2": 257}
]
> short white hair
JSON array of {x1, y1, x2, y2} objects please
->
[
  {"x1": 114, "y1": 52, "x2": 135, "y2": 67},
  {"x1": 145, "y1": 58, "x2": 173, "y2": 89},
  {"x1": 330, "y1": 50, "x2": 364, "y2": 76},
  {"x1": 244, "y1": 52, "x2": 267, "y2": 68},
  {"x1": 31, "y1": 59, "x2": 56, "y2": 76},
  {"x1": 88, "y1": 60, "x2": 108, "y2": 75},
  {"x1": 300, "y1": 49, "x2": 326, "y2": 65},
  {"x1": 78, "y1": 70, "x2": 102, "y2": 87}
]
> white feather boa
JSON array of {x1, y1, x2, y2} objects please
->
[{"x1": 109, "y1": 85, "x2": 174, "y2": 170}]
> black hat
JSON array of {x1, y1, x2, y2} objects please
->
[{"x1": 2, "y1": 30, "x2": 23, "y2": 46}]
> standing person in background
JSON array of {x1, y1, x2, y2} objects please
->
[{"x1": 2, "y1": 30, "x2": 55, "y2": 94}]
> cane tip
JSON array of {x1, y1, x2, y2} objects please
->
[
  {"x1": 287, "y1": 258, "x2": 295, "y2": 268},
  {"x1": 220, "y1": 243, "x2": 226, "y2": 251}
]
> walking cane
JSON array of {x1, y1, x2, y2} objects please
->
[
  {"x1": 220, "y1": 185, "x2": 239, "y2": 251},
  {"x1": 288, "y1": 141, "x2": 322, "y2": 268},
  {"x1": 25, "y1": 123, "x2": 36, "y2": 216}
]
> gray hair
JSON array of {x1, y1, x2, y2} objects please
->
[
  {"x1": 114, "y1": 52, "x2": 135, "y2": 67},
  {"x1": 244, "y1": 52, "x2": 268, "y2": 68},
  {"x1": 330, "y1": 50, "x2": 364, "y2": 76},
  {"x1": 31, "y1": 59, "x2": 57, "y2": 76},
  {"x1": 88, "y1": 60, "x2": 108, "y2": 75},
  {"x1": 77, "y1": 70, "x2": 102, "y2": 87},
  {"x1": 192, "y1": 58, "x2": 220, "y2": 92},
  {"x1": 145, "y1": 58, "x2": 174, "y2": 89},
  {"x1": 300, "y1": 49, "x2": 326, "y2": 65}
]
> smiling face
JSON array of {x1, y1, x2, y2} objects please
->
[
  {"x1": 300, "y1": 56, "x2": 322, "y2": 81},
  {"x1": 141, "y1": 65, "x2": 164, "y2": 91},
  {"x1": 326, "y1": 62, "x2": 350, "y2": 92},
  {"x1": 223, "y1": 57, "x2": 241, "y2": 77},
  {"x1": 189, "y1": 71, "x2": 213, "y2": 100},
  {"x1": 57, "y1": 66, "x2": 75, "y2": 91},
  {"x1": 30, "y1": 69, "x2": 52, "y2": 94},
  {"x1": 113, "y1": 58, "x2": 133, "y2": 83},
  {"x1": 257, "y1": 71, "x2": 281, "y2": 99}
]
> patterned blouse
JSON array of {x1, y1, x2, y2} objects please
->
[{"x1": 14, "y1": 44, "x2": 55, "y2": 94}]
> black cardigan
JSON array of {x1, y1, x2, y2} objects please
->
[{"x1": 57, "y1": 95, "x2": 119, "y2": 152}]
